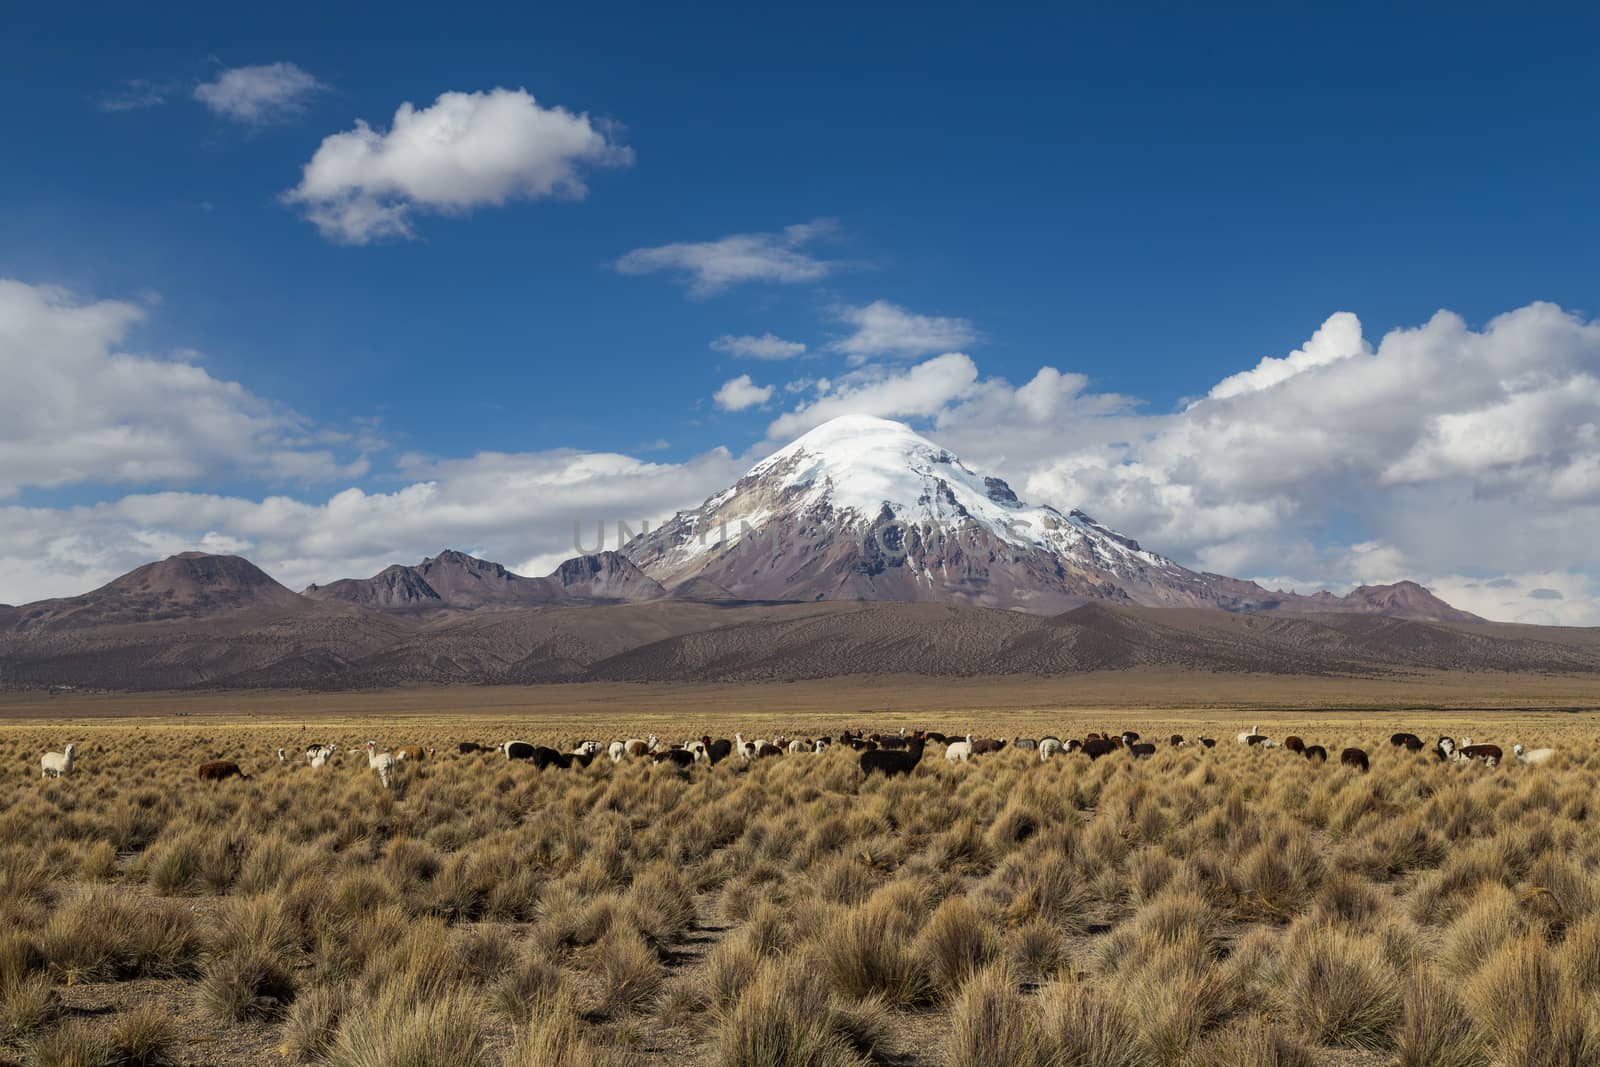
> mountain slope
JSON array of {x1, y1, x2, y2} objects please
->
[
  {"x1": 303, "y1": 550, "x2": 666, "y2": 612},
  {"x1": 624, "y1": 414, "x2": 1478, "y2": 621},
  {"x1": 5, "y1": 553, "x2": 308, "y2": 631}
]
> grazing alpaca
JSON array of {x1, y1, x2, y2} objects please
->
[
  {"x1": 1339, "y1": 747, "x2": 1369, "y2": 773},
  {"x1": 706, "y1": 738, "x2": 733, "y2": 765},
  {"x1": 734, "y1": 734, "x2": 756, "y2": 760},
  {"x1": 458, "y1": 741, "x2": 487, "y2": 755},
  {"x1": 1128, "y1": 742, "x2": 1156, "y2": 758},
  {"x1": 653, "y1": 748, "x2": 695, "y2": 769},
  {"x1": 1390, "y1": 732, "x2": 1423, "y2": 750},
  {"x1": 41, "y1": 743, "x2": 76, "y2": 779},
  {"x1": 500, "y1": 741, "x2": 535, "y2": 761},
  {"x1": 1283, "y1": 736, "x2": 1305, "y2": 754},
  {"x1": 621, "y1": 736, "x2": 657, "y2": 758},
  {"x1": 366, "y1": 741, "x2": 397, "y2": 787},
  {"x1": 1513, "y1": 744, "x2": 1555, "y2": 765},
  {"x1": 1038, "y1": 737, "x2": 1064, "y2": 760},
  {"x1": 861, "y1": 733, "x2": 927, "y2": 777},
  {"x1": 395, "y1": 745, "x2": 432, "y2": 762},
  {"x1": 530, "y1": 746, "x2": 575, "y2": 770},
  {"x1": 1169, "y1": 734, "x2": 1185, "y2": 746},
  {"x1": 1458, "y1": 743, "x2": 1503, "y2": 767},
  {"x1": 1196, "y1": 737, "x2": 1217, "y2": 748},
  {"x1": 198, "y1": 760, "x2": 248, "y2": 782},
  {"x1": 944, "y1": 735, "x2": 974, "y2": 762},
  {"x1": 1080, "y1": 738, "x2": 1118, "y2": 760},
  {"x1": 878, "y1": 729, "x2": 910, "y2": 751},
  {"x1": 1303, "y1": 745, "x2": 1328, "y2": 762}
]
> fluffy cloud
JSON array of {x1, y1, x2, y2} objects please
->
[
  {"x1": 0, "y1": 446, "x2": 741, "y2": 604},
  {"x1": 905, "y1": 302, "x2": 1600, "y2": 622},
  {"x1": 616, "y1": 220, "x2": 835, "y2": 297},
  {"x1": 711, "y1": 333, "x2": 807, "y2": 360},
  {"x1": 829, "y1": 300, "x2": 979, "y2": 362},
  {"x1": 0, "y1": 279, "x2": 366, "y2": 498},
  {"x1": 767, "y1": 353, "x2": 981, "y2": 438},
  {"x1": 285, "y1": 88, "x2": 632, "y2": 243},
  {"x1": 712, "y1": 375, "x2": 774, "y2": 411},
  {"x1": 194, "y1": 62, "x2": 323, "y2": 123},
  {"x1": 1207, "y1": 311, "x2": 1369, "y2": 399}
]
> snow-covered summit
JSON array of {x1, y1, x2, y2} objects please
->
[
  {"x1": 625, "y1": 414, "x2": 1195, "y2": 611},
  {"x1": 621, "y1": 414, "x2": 1479, "y2": 618}
]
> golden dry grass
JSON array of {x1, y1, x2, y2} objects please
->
[{"x1": 2, "y1": 683, "x2": 1600, "y2": 1064}]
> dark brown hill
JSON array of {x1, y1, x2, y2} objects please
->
[{"x1": 303, "y1": 549, "x2": 665, "y2": 612}]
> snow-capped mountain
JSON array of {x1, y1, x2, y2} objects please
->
[{"x1": 624, "y1": 414, "x2": 1478, "y2": 620}]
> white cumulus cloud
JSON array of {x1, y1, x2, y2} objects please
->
[
  {"x1": 0, "y1": 279, "x2": 366, "y2": 499},
  {"x1": 285, "y1": 88, "x2": 633, "y2": 244},
  {"x1": 766, "y1": 353, "x2": 982, "y2": 438},
  {"x1": 0, "y1": 446, "x2": 742, "y2": 604},
  {"x1": 712, "y1": 375, "x2": 774, "y2": 411},
  {"x1": 194, "y1": 62, "x2": 324, "y2": 124},
  {"x1": 1207, "y1": 310, "x2": 1369, "y2": 399}
]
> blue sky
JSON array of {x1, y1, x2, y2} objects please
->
[{"x1": 2, "y1": 2, "x2": 1598, "y2": 620}]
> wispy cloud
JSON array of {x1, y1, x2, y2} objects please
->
[
  {"x1": 829, "y1": 300, "x2": 979, "y2": 362},
  {"x1": 98, "y1": 79, "x2": 174, "y2": 113},
  {"x1": 710, "y1": 333, "x2": 808, "y2": 360},
  {"x1": 616, "y1": 220, "x2": 837, "y2": 297},
  {"x1": 194, "y1": 62, "x2": 325, "y2": 124}
]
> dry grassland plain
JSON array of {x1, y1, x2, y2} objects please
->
[{"x1": 4, "y1": 671, "x2": 1600, "y2": 1067}]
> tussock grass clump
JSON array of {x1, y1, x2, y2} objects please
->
[
  {"x1": 814, "y1": 900, "x2": 929, "y2": 1007},
  {"x1": 709, "y1": 959, "x2": 871, "y2": 1067},
  {"x1": 326, "y1": 988, "x2": 490, "y2": 1067},
  {"x1": 1189, "y1": 1017, "x2": 1318, "y2": 1067},
  {"x1": 1, "y1": 972, "x2": 59, "y2": 1039},
  {"x1": 1277, "y1": 925, "x2": 1401, "y2": 1049},
  {"x1": 27, "y1": 1017, "x2": 114, "y2": 1067},
  {"x1": 107, "y1": 1003, "x2": 178, "y2": 1067},
  {"x1": 1436, "y1": 883, "x2": 1525, "y2": 978},
  {"x1": 943, "y1": 964, "x2": 1034, "y2": 1067},
  {"x1": 1465, "y1": 935, "x2": 1600, "y2": 1066},
  {"x1": 281, "y1": 983, "x2": 349, "y2": 1062},
  {"x1": 197, "y1": 945, "x2": 296, "y2": 1021},
  {"x1": 506, "y1": 984, "x2": 639, "y2": 1067},
  {"x1": 1394, "y1": 972, "x2": 1484, "y2": 1067},
  {"x1": 1111, "y1": 931, "x2": 1236, "y2": 1063},
  {"x1": 915, "y1": 895, "x2": 1000, "y2": 1000},
  {"x1": 590, "y1": 926, "x2": 665, "y2": 1018},
  {"x1": 40, "y1": 887, "x2": 200, "y2": 982},
  {"x1": 1032, "y1": 976, "x2": 1144, "y2": 1067}
]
